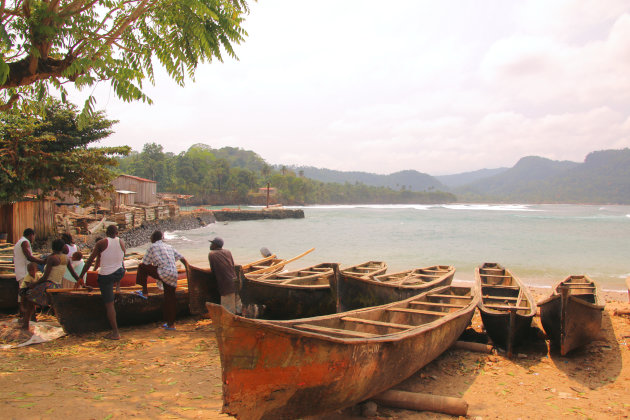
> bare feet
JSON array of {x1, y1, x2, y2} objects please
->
[{"x1": 104, "y1": 332, "x2": 121, "y2": 340}]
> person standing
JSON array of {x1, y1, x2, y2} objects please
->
[
  {"x1": 208, "y1": 237, "x2": 240, "y2": 314},
  {"x1": 13, "y1": 228, "x2": 46, "y2": 318},
  {"x1": 80, "y1": 225, "x2": 126, "y2": 340},
  {"x1": 136, "y1": 230, "x2": 188, "y2": 330},
  {"x1": 61, "y1": 233, "x2": 78, "y2": 256}
]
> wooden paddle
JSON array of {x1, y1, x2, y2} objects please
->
[
  {"x1": 252, "y1": 248, "x2": 316, "y2": 279},
  {"x1": 241, "y1": 254, "x2": 277, "y2": 271}
]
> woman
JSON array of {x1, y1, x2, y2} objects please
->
[{"x1": 22, "y1": 239, "x2": 80, "y2": 330}]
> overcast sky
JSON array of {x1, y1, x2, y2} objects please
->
[{"x1": 85, "y1": 0, "x2": 630, "y2": 175}]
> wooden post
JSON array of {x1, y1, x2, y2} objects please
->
[
  {"x1": 266, "y1": 182, "x2": 270, "y2": 208},
  {"x1": 372, "y1": 389, "x2": 468, "y2": 416}
]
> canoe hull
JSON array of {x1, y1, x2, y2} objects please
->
[
  {"x1": 207, "y1": 285, "x2": 478, "y2": 420},
  {"x1": 187, "y1": 264, "x2": 222, "y2": 315},
  {"x1": 0, "y1": 275, "x2": 18, "y2": 310},
  {"x1": 539, "y1": 276, "x2": 604, "y2": 355},
  {"x1": 239, "y1": 263, "x2": 339, "y2": 320},
  {"x1": 85, "y1": 269, "x2": 186, "y2": 288},
  {"x1": 336, "y1": 267, "x2": 454, "y2": 312},
  {"x1": 48, "y1": 285, "x2": 190, "y2": 334}
]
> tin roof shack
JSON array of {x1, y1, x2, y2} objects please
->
[
  {"x1": 112, "y1": 175, "x2": 157, "y2": 205},
  {"x1": 0, "y1": 199, "x2": 56, "y2": 243}
]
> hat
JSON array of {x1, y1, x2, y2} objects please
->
[{"x1": 209, "y1": 237, "x2": 224, "y2": 248}]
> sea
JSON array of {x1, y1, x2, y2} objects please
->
[{"x1": 129, "y1": 204, "x2": 630, "y2": 292}]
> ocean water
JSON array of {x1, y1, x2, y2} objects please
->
[{"x1": 130, "y1": 204, "x2": 630, "y2": 291}]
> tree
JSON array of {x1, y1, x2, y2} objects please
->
[
  {"x1": 0, "y1": 100, "x2": 129, "y2": 203},
  {"x1": 0, "y1": 0, "x2": 250, "y2": 116}
]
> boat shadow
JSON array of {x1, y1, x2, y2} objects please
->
[{"x1": 548, "y1": 311, "x2": 622, "y2": 389}]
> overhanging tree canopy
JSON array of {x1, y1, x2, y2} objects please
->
[{"x1": 0, "y1": 0, "x2": 249, "y2": 112}]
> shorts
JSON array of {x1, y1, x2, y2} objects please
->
[{"x1": 97, "y1": 267, "x2": 125, "y2": 303}]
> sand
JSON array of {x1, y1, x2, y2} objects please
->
[{"x1": 0, "y1": 288, "x2": 629, "y2": 420}]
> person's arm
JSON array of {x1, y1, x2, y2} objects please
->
[
  {"x1": 119, "y1": 238, "x2": 126, "y2": 255},
  {"x1": 80, "y1": 241, "x2": 104, "y2": 279},
  {"x1": 33, "y1": 255, "x2": 57, "y2": 286},
  {"x1": 66, "y1": 259, "x2": 80, "y2": 282},
  {"x1": 22, "y1": 241, "x2": 45, "y2": 265}
]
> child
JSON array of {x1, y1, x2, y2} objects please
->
[
  {"x1": 62, "y1": 251, "x2": 86, "y2": 289},
  {"x1": 19, "y1": 262, "x2": 42, "y2": 323}
]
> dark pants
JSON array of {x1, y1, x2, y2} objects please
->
[{"x1": 137, "y1": 263, "x2": 177, "y2": 326}]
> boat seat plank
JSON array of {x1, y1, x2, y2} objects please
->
[
  {"x1": 387, "y1": 308, "x2": 447, "y2": 316},
  {"x1": 481, "y1": 284, "x2": 520, "y2": 289},
  {"x1": 294, "y1": 324, "x2": 377, "y2": 338},
  {"x1": 410, "y1": 301, "x2": 466, "y2": 308},
  {"x1": 429, "y1": 294, "x2": 471, "y2": 299},
  {"x1": 563, "y1": 286, "x2": 596, "y2": 289},
  {"x1": 341, "y1": 317, "x2": 412, "y2": 330},
  {"x1": 483, "y1": 304, "x2": 530, "y2": 310},
  {"x1": 483, "y1": 295, "x2": 518, "y2": 301}
]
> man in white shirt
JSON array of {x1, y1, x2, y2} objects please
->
[{"x1": 13, "y1": 228, "x2": 46, "y2": 319}]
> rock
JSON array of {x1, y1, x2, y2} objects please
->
[{"x1": 361, "y1": 401, "x2": 378, "y2": 417}]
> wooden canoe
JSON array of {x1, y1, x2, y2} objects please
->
[
  {"x1": 475, "y1": 262, "x2": 537, "y2": 356},
  {"x1": 206, "y1": 284, "x2": 479, "y2": 420},
  {"x1": 539, "y1": 275, "x2": 604, "y2": 355},
  {"x1": 0, "y1": 273, "x2": 18, "y2": 310},
  {"x1": 336, "y1": 265, "x2": 455, "y2": 312},
  {"x1": 47, "y1": 280, "x2": 190, "y2": 334},
  {"x1": 239, "y1": 263, "x2": 340, "y2": 319}
]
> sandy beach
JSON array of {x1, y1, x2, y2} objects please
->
[{"x1": 0, "y1": 288, "x2": 629, "y2": 419}]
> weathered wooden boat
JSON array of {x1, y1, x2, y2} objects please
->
[
  {"x1": 0, "y1": 273, "x2": 18, "y2": 311},
  {"x1": 241, "y1": 254, "x2": 285, "y2": 275},
  {"x1": 186, "y1": 264, "x2": 222, "y2": 315},
  {"x1": 475, "y1": 263, "x2": 537, "y2": 356},
  {"x1": 47, "y1": 280, "x2": 190, "y2": 334},
  {"x1": 539, "y1": 275, "x2": 604, "y2": 355},
  {"x1": 336, "y1": 265, "x2": 455, "y2": 312},
  {"x1": 340, "y1": 260, "x2": 387, "y2": 278},
  {"x1": 206, "y1": 284, "x2": 479, "y2": 420},
  {"x1": 239, "y1": 263, "x2": 340, "y2": 319}
]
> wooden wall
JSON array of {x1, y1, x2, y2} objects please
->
[
  {"x1": 112, "y1": 176, "x2": 157, "y2": 205},
  {"x1": 0, "y1": 200, "x2": 56, "y2": 243}
]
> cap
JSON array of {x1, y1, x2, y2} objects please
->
[{"x1": 209, "y1": 237, "x2": 224, "y2": 248}]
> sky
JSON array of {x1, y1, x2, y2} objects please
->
[{"x1": 83, "y1": 0, "x2": 630, "y2": 176}]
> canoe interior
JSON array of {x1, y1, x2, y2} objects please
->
[
  {"x1": 239, "y1": 263, "x2": 339, "y2": 319},
  {"x1": 539, "y1": 275, "x2": 604, "y2": 355},
  {"x1": 85, "y1": 267, "x2": 186, "y2": 288},
  {"x1": 337, "y1": 265, "x2": 455, "y2": 312},
  {"x1": 340, "y1": 261, "x2": 387, "y2": 278},
  {"x1": 207, "y1": 284, "x2": 479, "y2": 420},
  {"x1": 47, "y1": 281, "x2": 190, "y2": 334},
  {"x1": 475, "y1": 263, "x2": 536, "y2": 352}
]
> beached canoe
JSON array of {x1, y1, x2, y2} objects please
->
[
  {"x1": 539, "y1": 275, "x2": 604, "y2": 355},
  {"x1": 336, "y1": 265, "x2": 455, "y2": 312},
  {"x1": 0, "y1": 273, "x2": 18, "y2": 310},
  {"x1": 47, "y1": 280, "x2": 190, "y2": 334},
  {"x1": 475, "y1": 263, "x2": 537, "y2": 356},
  {"x1": 206, "y1": 284, "x2": 479, "y2": 420},
  {"x1": 239, "y1": 263, "x2": 340, "y2": 319},
  {"x1": 84, "y1": 266, "x2": 186, "y2": 288}
]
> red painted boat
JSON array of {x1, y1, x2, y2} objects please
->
[{"x1": 85, "y1": 267, "x2": 186, "y2": 287}]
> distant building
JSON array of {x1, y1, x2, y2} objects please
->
[
  {"x1": 112, "y1": 175, "x2": 157, "y2": 205},
  {"x1": 258, "y1": 187, "x2": 277, "y2": 195}
]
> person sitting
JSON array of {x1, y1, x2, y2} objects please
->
[
  {"x1": 62, "y1": 251, "x2": 86, "y2": 289},
  {"x1": 136, "y1": 230, "x2": 188, "y2": 330},
  {"x1": 23, "y1": 239, "x2": 80, "y2": 330}
]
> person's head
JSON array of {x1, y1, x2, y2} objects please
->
[
  {"x1": 151, "y1": 231, "x2": 163, "y2": 243},
  {"x1": 71, "y1": 251, "x2": 83, "y2": 261},
  {"x1": 61, "y1": 233, "x2": 73, "y2": 244},
  {"x1": 27, "y1": 262, "x2": 38, "y2": 276},
  {"x1": 106, "y1": 225, "x2": 118, "y2": 238},
  {"x1": 23, "y1": 228, "x2": 35, "y2": 241},
  {"x1": 209, "y1": 237, "x2": 224, "y2": 250},
  {"x1": 51, "y1": 238, "x2": 66, "y2": 253}
]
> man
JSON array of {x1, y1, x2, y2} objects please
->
[
  {"x1": 208, "y1": 237, "x2": 240, "y2": 313},
  {"x1": 13, "y1": 228, "x2": 46, "y2": 320},
  {"x1": 80, "y1": 225, "x2": 126, "y2": 340},
  {"x1": 136, "y1": 230, "x2": 188, "y2": 330}
]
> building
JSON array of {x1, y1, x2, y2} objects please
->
[{"x1": 112, "y1": 175, "x2": 157, "y2": 205}]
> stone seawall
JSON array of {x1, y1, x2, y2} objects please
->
[
  {"x1": 120, "y1": 212, "x2": 217, "y2": 248},
  {"x1": 212, "y1": 209, "x2": 304, "y2": 222}
]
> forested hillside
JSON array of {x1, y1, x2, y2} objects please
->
[{"x1": 116, "y1": 143, "x2": 457, "y2": 205}]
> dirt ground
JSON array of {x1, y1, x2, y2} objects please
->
[{"x1": 1, "y1": 290, "x2": 629, "y2": 420}]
